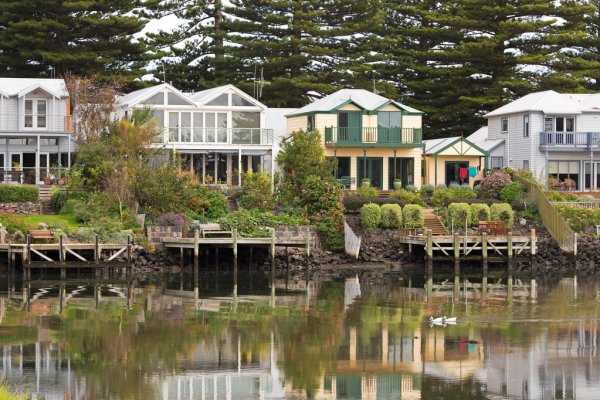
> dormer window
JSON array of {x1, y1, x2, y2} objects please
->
[{"x1": 24, "y1": 99, "x2": 47, "y2": 129}]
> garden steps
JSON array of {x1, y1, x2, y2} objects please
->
[
  {"x1": 38, "y1": 185, "x2": 53, "y2": 201},
  {"x1": 423, "y1": 209, "x2": 448, "y2": 235},
  {"x1": 39, "y1": 200, "x2": 54, "y2": 215},
  {"x1": 227, "y1": 197, "x2": 238, "y2": 212}
]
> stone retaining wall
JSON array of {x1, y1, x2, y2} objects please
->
[
  {"x1": 146, "y1": 225, "x2": 183, "y2": 246},
  {"x1": 0, "y1": 202, "x2": 40, "y2": 215},
  {"x1": 275, "y1": 225, "x2": 319, "y2": 250}
]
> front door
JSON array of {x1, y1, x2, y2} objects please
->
[
  {"x1": 445, "y1": 161, "x2": 469, "y2": 186},
  {"x1": 22, "y1": 152, "x2": 36, "y2": 184},
  {"x1": 357, "y1": 157, "x2": 383, "y2": 189},
  {"x1": 39, "y1": 152, "x2": 50, "y2": 183}
]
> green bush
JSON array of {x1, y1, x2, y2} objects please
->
[
  {"x1": 490, "y1": 203, "x2": 514, "y2": 228},
  {"x1": 447, "y1": 203, "x2": 471, "y2": 228},
  {"x1": 470, "y1": 203, "x2": 491, "y2": 226},
  {"x1": 59, "y1": 198, "x2": 78, "y2": 214},
  {"x1": 545, "y1": 191, "x2": 566, "y2": 202},
  {"x1": 381, "y1": 204, "x2": 403, "y2": 229},
  {"x1": 555, "y1": 205, "x2": 600, "y2": 232},
  {"x1": 360, "y1": 203, "x2": 382, "y2": 229},
  {"x1": 218, "y1": 209, "x2": 302, "y2": 238},
  {"x1": 421, "y1": 184, "x2": 435, "y2": 195},
  {"x1": 238, "y1": 170, "x2": 274, "y2": 211},
  {"x1": 0, "y1": 214, "x2": 34, "y2": 236},
  {"x1": 355, "y1": 184, "x2": 379, "y2": 198},
  {"x1": 0, "y1": 185, "x2": 39, "y2": 202},
  {"x1": 185, "y1": 186, "x2": 229, "y2": 221},
  {"x1": 478, "y1": 171, "x2": 512, "y2": 200},
  {"x1": 390, "y1": 189, "x2": 422, "y2": 205},
  {"x1": 499, "y1": 182, "x2": 525, "y2": 203},
  {"x1": 430, "y1": 186, "x2": 476, "y2": 208},
  {"x1": 316, "y1": 214, "x2": 344, "y2": 250},
  {"x1": 403, "y1": 204, "x2": 424, "y2": 228},
  {"x1": 405, "y1": 184, "x2": 418, "y2": 192},
  {"x1": 50, "y1": 190, "x2": 68, "y2": 213},
  {"x1": 343, "y1": 196, "x2": 404, "y2": 211}
]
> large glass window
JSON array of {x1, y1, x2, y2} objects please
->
[
  {"x1": 328, "y1": 157, "x2": 351, "y2": 188},
  {"x1": 388, "y1": 157, "x2": 414, "y2": 189},
  {"x1": 143, "y1": 92, "x2": 165, "y2": 105},
  {"x1": 207, "y1": 94, "x2": 229, "y2": 106},
  {"x1": 232, "y1": 112, "x2": 260, "y2": 144},
  {"x1": 445, "y1": 161, "x2": 470, "y2": 186},
  {"x1": 168, "y1": 92, "x2": 191, "y2": 106},
  {"x1": 232, "y1": 94, "x2": 253, "y2": 107},
  {"x1": 151, "y1": 110, "x2": 164, "y2": 143},
  {"x1": 24, "y1": 99, "x2": 46, "y2": 129},
  {"x1": 548, "y1": 160, "x2": 579, "y2": 190},
  {"x1": 205, "y1": 112, "x2": 228, "y2": 142},
  {"x1": 357, "y1": 157, "x2": 383, "y2": 189},
  {"x1": 180, "y1": 112, "x2": 191, "y2": 142},
  {"x1": 193, "y1": 112, "x2": 203, "y2": 142}
]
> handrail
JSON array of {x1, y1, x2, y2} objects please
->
[
  {"x1": 514, "y1": 175, "x2": 577, "y2": 254},
  {"x1": 540, "y1": 131, "x2": 600, "y2": 147},
  {"x1": 153, "y1": 127, "x2": 274, "y2": 145}
]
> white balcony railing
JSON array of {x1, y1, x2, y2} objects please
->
[{"x1": 152, "y1": 127, "x2": 274, "y2": 146}]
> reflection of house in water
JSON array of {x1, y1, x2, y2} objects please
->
[{"x1": 344, "y1": 275, "x2": 361, "y2": 310}]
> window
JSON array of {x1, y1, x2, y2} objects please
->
[
  {"x1": 501, "y1": 118, "x2": 509, "y2": 134},
  {"x1": 232, "y1": 112, "x2": 261, "y2": 144},
  {"x1": 232, "y1": 94, "x2": 253, "y2": 107},
  {"x1": 523, "y1": 160, "x2": 529, "y2": 171},
  {"x1": 307, "y1": 115, "x2": 315, "y2": 132},
  {"x1": 523, "y1": 115, "x2": 529, "y2": 137},
  {"x1": 491, "y1": 156, "x2": 503, "y2": 169},
  {"x1": 329, "y1": 157, "x2": 351, "y2": 188},
  {"x1": 338, "y1": 112, "x2": 349, "y2": 128},
  {"x1": 544, "y1": 117, "x2": 554, "y2": 132},
  {"x1": 40, "y1": 138, "x2": 58, "y2": 146},
  {"x1": 388, "y1": 157, "x2": 414, "y2": 189},
  {"x1": 24, "y1": 99, "x2": 47, "y2": 129},
  {"x1": 142, "y1": 92, "x2": 165, "y2": 105},
  {"x1": 549, "y1": 160, "x2": 579, "y2": 190},
  {"x1": 207, "y1": 94, "x2": 229, "y2": 106},
  {"x1": 167, "y1": 92, "x2": 191, "y2": 106}
]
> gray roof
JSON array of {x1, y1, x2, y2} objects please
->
[
  {"x1": 118, "y1": 83, "x2": 173, "y2": 106},
  {"x1": 190, "y1": 86, "x2": 225, "y2": 103},
  {"x1": 466, "y1": 127, "x2": 505, "y2": 152},
  {"x1": 423, "y1": 137, "x2": 460, "y2": 154},
  {"x1": 286, "y1": 89, "x2": 422, "y2": 117},
  {"x1": 0, "y1": 78, "x2": 69, "y2": 98},
  {"x1": 485, "y1": 90, "x2": 600, "y2": 118}
]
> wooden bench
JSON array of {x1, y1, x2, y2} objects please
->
[
  {"x1": 29, "y1": 230, "x2": 55, "y2": 241},
  {"x1": 477, "y1": 221, "x2": 506, "y2": 236}
]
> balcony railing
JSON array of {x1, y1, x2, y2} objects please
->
[
  {"x1": 0, "y1": 167, "x2": 70, "y2": 185},
  {"x1": 540, "y1": 131, "x2": 600, "y2": 148},
  {"x1": 324, "y1": 127, "x2": 423, "y2": 147},
  {"x1": 152, "y1": 127, "x2": 274, "y2": 146}
]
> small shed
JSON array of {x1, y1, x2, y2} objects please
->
[{"x1": 422, "y1": 136, "x2": 489, "y2": 187}]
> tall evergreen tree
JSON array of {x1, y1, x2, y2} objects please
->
[{"x1": 0, "y1": 0, "x2": 149, "y2": 82}]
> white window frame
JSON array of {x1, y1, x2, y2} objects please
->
[
  {"x1": 523, "y1": 115, "x2": 529, "y2": 137},
  {"x1": 24, "y1": 98, "x2": 48, "y2": 130},
  {"x1": 491, "y1": 156, "x2": 503, "y2": 169},
  {"x1": 501, "y1": 118, "x2": 509, "y2": 134}
]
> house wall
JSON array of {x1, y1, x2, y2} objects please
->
[
  {"x1": 423, "y1": 155, "x2": 485, "y2": 187},
  {"x1": 324, "y1": 147, "x2": 422, "y2": 190},
  {"x1": 0, "y1": 94, "x2": 69, "y2": 133},
  {"x1": 402, "y1": 115, "x2": 422, "y2": 129},
  {"x1": 286, "y1": 116, "x2": 307, "y2": 135}
]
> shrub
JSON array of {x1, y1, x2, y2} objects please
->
[
  {"x1": 218, "y1": 209, "x2": 302, "y2": 238},
  {"x1": 421, "y1": 184, "x2": 435, "y2": 195},
  {"x1": 405, "y1": 184, "x2": 418, "y2": 193},
  {"x1": 0, "y1": 185, "x2": 39, "y2": 203},
  {"x1": 343, "y1": 196, "x2": 404, "y2": 211},
  {"x1": 545, "y1": 191, "x2": 565, "y2": 202},
  {"x1": 490, "y1": 203, "x2": 514, "y2": 228},
  {"x1": 403, "y1": 204, "x2": 424, "y2": 228},
  {"x1": 156, "y1": 212, "x2": 188, "y2": 227},
  {"x1": 355, "y1": 184, "x2": 379, "y2": 198},
  {"x1": 191, "y1": 186, "x2": 228, "y2": 221},
  {"x1": 447, "y1": 203, "x2": 471, "y2": 228},
  {"x1": 478, "y1": 171, "x2": 512, "y2": 200},
  {"x1": 360, "y1": 203, "x2": 381, "y2": 229},
  {"x1": 59, "y1": 198, "x2": 78, "y2": 214},
  {"x1": 316, "y1": 214, "x2": 344, "y2": 250},
  {"x1": 50, "y1": 190, "x2": 68, "y2": 213},
  {"x1": 238, "y1": 170, "x2": 273, "y2": 211},
  {"x1": 445, "y1": 198, "x2": 502, "y2": 206},
  {"x1": 381, "y1": 204, "x2": 403, "y2": 229},
  {"x1": 430, "y1": 186, "x2": 476, "y2": 208},
  {"x1": 499, "y1": 182, "x2": 525, "y2": 203},
  {"x1": 0, "y1": 214, "x2": 34, "y2": 235},
  {"x1": 555, "y1": 205, "x2": 598, "y2": 232},
  {"x1": 470, "y1": 204, "x2": 491, "y2": 226},
  {"x1": 449, "y1": 184, "x2": 476, "y2": 199},
  {"x1": 390, "y1": 189, "x2": 422, "y2": 205}
]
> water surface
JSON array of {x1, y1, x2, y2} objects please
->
[{"x1": 0, "y1": 270, "x2": 598, "y2": 399}]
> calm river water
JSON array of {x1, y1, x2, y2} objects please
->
[{"x1": 0, "y1": 269, "x2": 598, "y2": 399}]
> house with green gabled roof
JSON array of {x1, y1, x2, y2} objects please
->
[{"x1": 285, "y1": 89, "x2": 424, "y2": 190}]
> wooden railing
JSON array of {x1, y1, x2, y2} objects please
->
[
  {"x1": 514, "y1": 175, "x2": 577, "y2": 254},
  {"x1": 324, "y1": 127, "x2": 423, "y2": 146},
  {"x1": 551, "y1": 201, "x2": 600, "y2": 209}
]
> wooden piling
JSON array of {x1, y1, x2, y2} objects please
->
[
  {"x1": 453, "y1": 232, "x2": 460, "y2": 277},
  {"x1": 194, "y1": 229, "x2": 199, "y2": 307},
  {"x1": 270, "y1": 230, "x2": 276, "y2": 300},
  {"x1": 233, "y1": 229, "x2": 238, "y2": 300},
  {"x1": 59, "y1": 234, "x2": 66, "y2": 280},
  {"x1": 94, "y1": 234, "x2": 100, "y2": 278},
  {"x1": 305, "y1": 231, "x2": 311, "y2": 290},
  {"x1": 507, "y1": 231, "x2": 513, "y2": 259},
  {"x1": 426, "y1": 229, "x2": 433, "y2": 259},
  {"x1": 285, "y1": 246, "x2": 289, "y2": 291}
]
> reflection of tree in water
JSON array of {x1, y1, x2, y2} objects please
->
[{"x1": 278, "y1": 282, "x2": 345, "y2": 397}]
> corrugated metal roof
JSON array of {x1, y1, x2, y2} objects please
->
[
  {"x1": 466, "y1": 127, "x2": 505, "y2": 152},
  {"x1": 285, "y1": 89, "x2": 422, "y2": 116},
  {"x1": 0, "y1": 78, "x2": 69, "y2": 97}
]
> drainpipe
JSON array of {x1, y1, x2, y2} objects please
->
[{"x1": 434, "y1": 155, "x2": 438, "y2": 186}]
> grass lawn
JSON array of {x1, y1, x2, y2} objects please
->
[{"x1": 16, "y1": 213, "x2": 80, "y2": 232}]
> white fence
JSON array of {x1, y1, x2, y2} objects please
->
[
  {"x1": 551, "y1": 201, "x2": 600, "y2": 210},
  {"x1": 344, "y1": 221, "x2": 361, "y2": 259}
]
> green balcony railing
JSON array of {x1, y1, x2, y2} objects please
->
[{"x1": 324, "y1": 127, "x2": 423, "y2": 146}]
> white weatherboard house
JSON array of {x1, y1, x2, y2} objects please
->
[
  {"x1": 482, "y1": 90, "x2": 600, "y2": 191},
  {"x1": 117, "y1": 83, "x2": 275, "y2": 185},
  {"x1": 0, "y1": 78, "x2": 74, "y2": 184}
]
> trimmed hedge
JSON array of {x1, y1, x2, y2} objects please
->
[
  {"x1": 0, "y1": 185, "x2": 39, "y2": 203},
  {"x1": 445, "y1": 198, "x2": 502, "y2": 207},
  {"x1": 403, "y1": 204, "x2": 424, "y2": 228},
  {"x1": 447, "y1": 203, "x2": 471, "y2": 228},
  {"x1": 499, "y1": 182, "x2": 525, "y2": 203},
  {"x1": 343, "y1": 196, "x2": 404, "y2": 211},
  {"x1": 360, "y1": 203, "x2": 382, "y2": 229},
  {"x1": 490, "y1": 203, "x2": 514, "y2": 228},
  {"x1": 381, "y1": 204, "x2": 403, "y2": 229},
  {"x1": 470, "y1": 203, "x2": 491, "y2": 226},
  {"x1": 390, "y1": 189, "x2": 422, "y2": 205}
]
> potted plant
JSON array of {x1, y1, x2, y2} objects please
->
[
  {"x1": 361, "y1": 178, "x2": 371, "y2": 188},
  {"x1": 43, "y1": 175, "x2": 51, "y2": 185},
  {"x1": 12, "y1": 162, "x2": 21, "y2": 171},
  {"x1": 393, "y1": 178, "x2": 402, "y2": 190}
]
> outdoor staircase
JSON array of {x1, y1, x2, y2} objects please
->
[
  {"x1": 423, "y1": 209, "x2": 448, "y2": 235},
  {"x1": 227, "y1": 196, "x2": 238, "y2": 213},
  {"x1": 38, "y1": 185, "x2": 55, "y2": 215}
]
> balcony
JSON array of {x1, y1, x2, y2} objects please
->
[
  {"x1": 152, "y1": 127, "x2": 274, "y2": 146},
  {"x1": 324, "y1": 127, "x2": 423, "y2": 147},
  {"x1": 539, "y1": 131, "x2": 600, "y2": 150}
]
